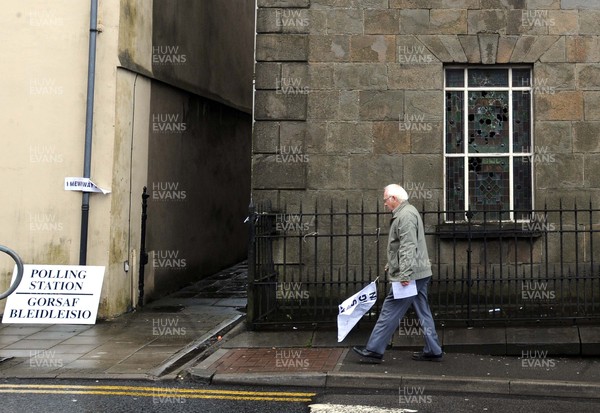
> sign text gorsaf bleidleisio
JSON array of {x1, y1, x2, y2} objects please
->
[{"x1": 2, "y1": 265, "x2": 105, "y2": 325}]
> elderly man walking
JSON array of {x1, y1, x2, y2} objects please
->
[{"x1": 353, "y1": 184, "x2": 443, "y2": 363}]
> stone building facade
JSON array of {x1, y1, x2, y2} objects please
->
[
  {"x1": 250, "y1": 0, "x2": 600, "y2": 321},
  {"x1": 253, "y1": 0, "x2": 600, "y2": 209}
]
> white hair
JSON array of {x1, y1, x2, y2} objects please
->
[{"x1": 384, "y1": 184, "x2": 409, "y2": 201}]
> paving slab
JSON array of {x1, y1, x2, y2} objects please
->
[{"x1": 222, "y1": 331, "x2": 314, "y2": 348}]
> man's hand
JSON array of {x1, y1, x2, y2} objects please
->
[{"x1": 401, "y1": 281, "x2": 410, "y2": 286}]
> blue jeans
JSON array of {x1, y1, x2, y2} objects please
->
[{"x1": 366, "y1": 276, "x2": 442, "y2": 356}]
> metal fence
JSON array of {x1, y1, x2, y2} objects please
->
[{"x1": 247, "y1": 199, "x2": 600, "y2": 328}]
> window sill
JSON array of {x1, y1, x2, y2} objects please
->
[{"x1": 435, "y1": 223, "x2": 544, "y2": 239}]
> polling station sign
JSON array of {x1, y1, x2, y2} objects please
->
[{"x1": 2, "y1": 265, "x2": 105, "y2": 325}]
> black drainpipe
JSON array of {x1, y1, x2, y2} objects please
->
[{"x1": 79, "y1": 0, "x2": 99, "y2": 265}]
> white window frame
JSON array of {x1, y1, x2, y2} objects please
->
[{"x1": 443, "y1": 66, "x2": 535, "y2": 223}]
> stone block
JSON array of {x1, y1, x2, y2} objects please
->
[
  {"x1": 410, "y1": 122, "x2": 443, "y2": 154},
  {"x1": 327, "y1": 9, "x2": 363, "y2": 35},
  {"x1": 373, "y1": 122, "x2": 411, "y2": 154},
  {"x1": 580, "y1": 326, "x2": 600, "y2": 355},
  {"x1": 281, "y1": 63, "x2": 309, "y2": 88},
  {"x1": 339, "y1": 91, "x2": 360, "y2": 121},
  {"x1": 309, "y1": 35, "x2": 350, "y2": 62},
  {"x1": 539, "y1": 36, "x2": 566, "y2": 62},
  {"x1": 443, "y1": 327, "x2": 507, "y2": 356},
  {"x1": 326, "y1": 122, "x2": 373, "y2": 154},
  {"x1": 561, "y1": 0, "x2": 600, "y2": 9},
  {"x1": 305, "y1": 122, "x2": 327, "y2": 153},
  {"x1": 584, "y1": 154, "x2": 600, "y2": 187},
  {"x1": 256, "y1": 34, "x2": 308, "y2": 61},
  {"x1": 524, "y1": 36, "x2": 561, "y2": 62},
  {"x1": 478, "y1": 33, "x2": 500, "y2": 64},
  {"x1": 392, "y1": 0, "x2": 480, "y2": 8},
  {"x1": 526, "y1": 0, "x2": 559, "y2": 9},
  {"x1": 280, "y1": 121, "x2": 307, "y2": 149},
  {"x1": 350, "y1": 35, "x2": 396, "y2": 63},
  {"x1": 333, "y1": 64, "x2": 388, "y2": 90},
  {"x1": 308, "y1": 91, "x2": 340, "y2": 119},
  {"x1": 308, "y1": 63, "x2": 335, "y2": 89},
  {"x1": 577, "y1": 64, "x2": 600, "y2": 90},
  {"x1": 584, "y1": 91, "x2": 600, "y2": 120},
  {"x1": 258, "y1": 0, "x2": 309, "y2": 7},
  {"x1": 439, "y1": 35, "x2": 468, "y2": 62},
  {"x1": 573, "y1": 121, "x2": 600, "y2": 152},
  {"x1": 364, "y1": 9, "x2": 400, "y2": 35},
  {"x1": 253, "y1": 121, "x2": 280, "y2": 153},
  {"x1": 404, "y1": 91, "x2": 443, "y2": 122},
  {"x1": 253, "y1": 154, "x2": 307, "y2": 189},
  {"x1": 535, "y1": 153, "x2": 584, "y2": 189},
  {"x1": 255, "y1": 90, "x2": 308, "y2": 120},
  {"x1": 256, "y1": 62, "x2": 281, "y2": 90},
  {"x1": 359, "y1": 90, "x2": 405, "y2": 121},
  {"x1": 534, "y1": 121, "x2": 572, "y2": 153},
  {"x1": 536, "y1": 91, "x2": 583, "y2": 120},
  {"x1": 388, "y1": 64, "x2": 443, "y2": 89},
  {"x1": 458, "y1": 35, "x2": 482, "y2": 63},
  {"x1": 417, "y1": 35, "x2": 454, "y2": 62},
  {"x1": 397, "y1": 36, "x2": 439, "y2": 64},
  {"x1": 505, "y1": 327, "x2": 580, "y2": 356},
  {"x1": 496, "y1": 35, "x2": 519, "y2": 63},
  {"x1": 481, "y1": 0, "x2": 526, "y2": 8},
  {"x1": 430, "y1": 9, "x2": 468, "y2": 35},
  {"x1": 312, "y1": 0, "x2": 388, "y2": 7},
  {"x1": 579, "y1": 11, "x2": 600, "y2": 35},
  {"x1": 509, "y1": 36, "x2": 537, "y2": 62},
  {"x1": 548, "y1": 10, "x2": 579, "y2": 35},
  {"x1": 566, "y1": 36, "x2": 600, "y2": 63},
  {"x1": 307, "y1": 155, "x2": 349, "y2": 190},
  {"x1": 257, "y1": 9, "x2": 281, "y2": 34},
  {"x1": 308, "y1": 10, "x2": 328, "y2": 35},
  {"x1": 400, "y1": 9, "x2": 431, "y2": 35},
  {"x1": 275, "y1": 8, "x2": 312, "y2": 34},
  {"x1": 509, "y1": 9, "x2": 556, "y2": 36},
  {"x1": 349, "y1": 155, "x2": 404, "y2": 190},
  {"x1": 403, "y1": 155, "x2": 443, "y2": 190},
  {"x1": 533, "y1": 63, "x2": 575, "y2": 90},
  {"x1": 468, "y1": 10, "x2": 508, "y2": 35}
]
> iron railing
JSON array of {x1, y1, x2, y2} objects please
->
[{"x1": 247, "y1": 199, "x2": 600, "y2": 328}]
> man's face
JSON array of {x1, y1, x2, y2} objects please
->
[{"x1": 383, "y1": 191, "x2": 399, "y2": 212}]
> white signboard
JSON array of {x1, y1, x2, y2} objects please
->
[
  {"x1": 2, "y1": 265, "x2": 105, "y2": 325},
  {"x1": 64, "y1": 177, "x2": 111, "y2": 194}
]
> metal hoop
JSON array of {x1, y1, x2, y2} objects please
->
[{"x1": 0, "y1": 245, "x2": 24, "y2": 300}]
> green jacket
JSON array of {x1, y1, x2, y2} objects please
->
[{"x1": 387, "y1": 201, "x2": 432, "y2": 282}]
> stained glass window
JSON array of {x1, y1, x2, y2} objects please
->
[{"x1": 445, "y1": 67, "x2": 533, "y2": 222}]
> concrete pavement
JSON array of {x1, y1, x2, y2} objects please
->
[
  {"x1": 1, "y1": 260, "x2": 600, "y2": 401},
  {"x1": 0, "y1": 262, "x2": 247, "y2": 380}
]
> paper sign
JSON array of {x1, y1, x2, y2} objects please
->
[
  {"x1": 337, "y1": 281, "x2": 377, "y2": 342},
  {"x1": 64, "y1": 177, "x2": 111, "y2": 194},
  {"x1": 2, "y1": 265, "x2": 105, "y2": 325},
  {"x1": 392, "y1": 280, "x2": 417, "y2": 299}
]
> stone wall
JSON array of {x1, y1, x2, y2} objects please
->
[{"x1": 253, "y1": 0, "x2": 600, "y2": 212}]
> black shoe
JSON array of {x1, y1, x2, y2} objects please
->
[
  {"x1": 352, "y1": 346, "x2": 383, "y2": 363},
  {"x1": 411, "y1": 351, "x2": 443, "y2": 362}
]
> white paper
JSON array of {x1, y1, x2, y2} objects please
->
[
  {"x1": 392, "y1": 280, "x2": 417, "y2": 299},
  {"x1": 337, "y1": 281, "x2": 377, "y2": 342},
  {"x1": 64, "y1": 177, "x2": 111, "y2": 194}
]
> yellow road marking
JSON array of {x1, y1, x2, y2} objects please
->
[{"x1": 0, "y1": 384, "x2": 315, "y2": 403}]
